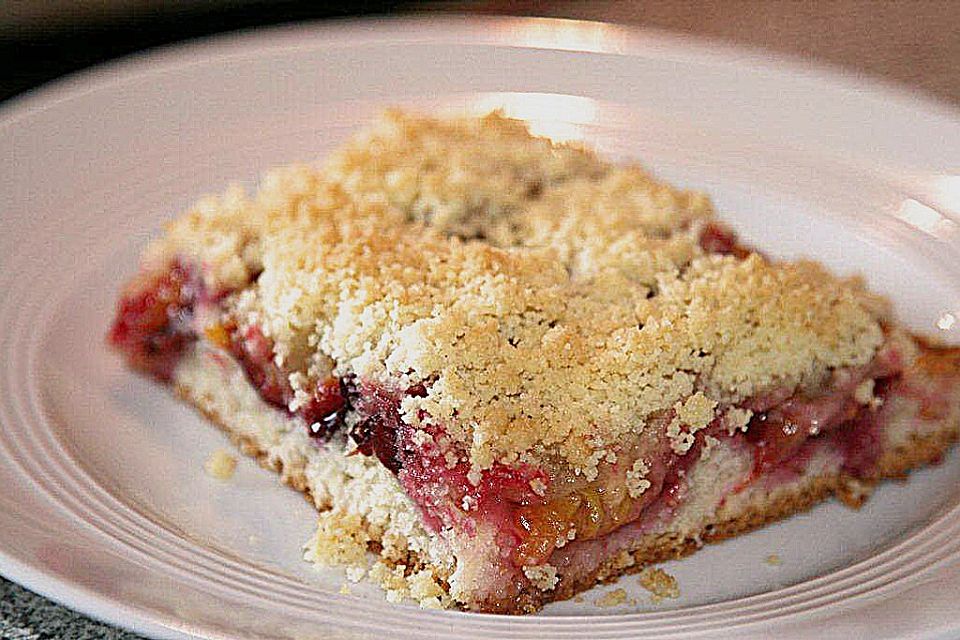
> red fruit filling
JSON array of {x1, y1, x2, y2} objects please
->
[
  {"x1": 349, "y1": 381, "x2": 409, "y2": 474},
  {"x1": 110, "y1": 259, "x2": 349, "y2": 436},
  {"x1": 699, "y1": 222, "x2": 752, "y2": 259},
  {"x1": 745, "y1": 344, "x2": 903, "y2": 478},
  {"x1": 225, "y1": 323, "x2": 348, "y2": 439},
  {"x1": 108, "y1": 259, "x2": 203, "y2": 381},
  {"x1": 112, "y1": 260, "x2": 959, "y2": 579},
  {"x1": 228, "y1": 324, "x2": 291, "y2": 408},
  {"x1": 168, "y1": 313, "x2": 924, "y2": 569},
  {"x1": 336, "y1": 344, "x2": 919, "y2": 569}
]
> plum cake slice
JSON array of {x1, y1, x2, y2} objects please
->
[{"x1": 109, "y1": 111, "x2": 960, "y2": 613}]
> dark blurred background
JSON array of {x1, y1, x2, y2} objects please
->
[
  {"x1": 2, "y1": 1, "x2": 959, "y2": 106},
  {"x1": 0, "y1": 1, "x2": 411, "y2": 102}
]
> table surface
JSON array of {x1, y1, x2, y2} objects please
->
[
  {"x1": 2, "y1": 2, "x2": 958, "y2": 638},
  {"x1": 460, "y1": 0, "x2": 960, "y2": 106}
]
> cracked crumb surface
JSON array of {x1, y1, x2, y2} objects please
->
[
  {"x1": 203, "y1": 449, "x2": 237, "y2": 480},
  {"x1": 595, "y1": 588, "x2": 629, "y2": 608},
  {"x1": 638, "y1": 567, "x2": 680, "y2": 603},
  {"x1": 155, "y1": 109, "x2": 886, "y2": 482}
]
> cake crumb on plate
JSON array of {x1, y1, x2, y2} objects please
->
[
  {"x1": 204, "y1": 449, "x2": 237, "y2": 480},
  {"x1": 765, "y1": 553, "x2": 783, "y2": 566},
  {"x1": 638, "y1": 567, "x2": 680, "y2": 603},
  {"x1": 595, "y1": 588, "x2": 628, "y2": 608}
]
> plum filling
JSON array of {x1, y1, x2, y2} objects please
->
[
  {"x1": 349, "y1": 382, "x2": 409, "y2": 474},
  {"x1": 338, "y1": 381, "x2": 707, "y2": 566},
  {"x1": 744, "y1": 346, "x2": 903, "y2": 478},
  {"x1": 698, "y1": 222, "x2": 752, "y2": 259},
  {"x1": 225, "y1": 323, "x2": 349, "y2": 439},
  {"x1": 108, "y1": 259, "x2": 204, "y2": 381},
  {"x1": 334, "y1": 350, "x2": 914, "y2": 569},
  {"x1": 109, "y1": 259, "x2": 350, "y2": 435},
  {"x1": 110, "y1": 260, "x2": 952, "y2": 579}
]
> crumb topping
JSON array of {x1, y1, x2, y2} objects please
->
[
  {"x1": 522, "y1": 564, "x2": 560, "y2": 592},
  {"x1": 667, "y1": 392, "x2": 719, "y2": 454},
  {"x1": 854, "y1": 378, "x2": 883, "y2": 409},
  {"x1": 325, "y1": 109, "x2": 607, "y2": 240},
  {"x1": 701, "y1": 435, "x2": 721, "y2": 460},
  {"x1": 149, "y1": 111, "x2": 885, "y2": 480},
  {"x1": 625, "y1": 459, "x2": 652, "y2": 498},
  {"x1": 724, "y1": 407, "x2": 754, "y2": 435},
  {"x1": 307, "y1": 509, "x2": 371, "y2": 569}
]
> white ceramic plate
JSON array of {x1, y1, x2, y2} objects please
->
[{"x1": 2, "y1": 15, "x2": 960, "y2": 640}]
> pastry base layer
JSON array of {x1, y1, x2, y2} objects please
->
[{"x1": 173, "y1": 346, "x2": 960, "y2": 613}]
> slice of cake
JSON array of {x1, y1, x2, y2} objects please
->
[{"x1": 109, "y1": 111, "x2": 960, "y2": 613}]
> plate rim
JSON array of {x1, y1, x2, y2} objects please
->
[
  {"x1": 2, "y1": 13, "x2": 960, "y2": 640},
  {"x1": 3, "y1": 14, "x2": 960, "y2": 135}
]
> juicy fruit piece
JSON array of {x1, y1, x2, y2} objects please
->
[
  {"x1": 745, "y1": 345, "x2": 905, "y2": 476},
  {"x1": 513, "y1": 487, "x2": 630, "y2": 566},
  {"x1": 349, "y1": 382, "x2": 406, "y2": 474},
  {"x1": 348, "y1": 386, "x2": 695, "y2": 568},
  {"x1": 399, "y1": 443, "x2": 548, "y2": 538},
  {"x1": 108, "y1": 259, "x2": 201, "y2": 381},
  {"x1": 345, "y1": 381, "x2": 556, "y2": 539},
  {"x1": 225, "y1": 323, "x2": 349, "y2": 439},
  {"x1": 698, "y1": 222, "x2": 751, "y2": 259},
  {"x1": 343, "y1": 380, "x2": 710, "y2": 568},
  {"x1": 747, "y1": 393, "x2": 863, "y2": 474},
  {"x1": 229, "y1": 324, "x2": 290, "y2": 408},
  {"x1": 510, "y1": 441, "x2": 701, "y2": 567},
  {"x1": 301, "y1": 378, "x2": 349, "y2": 437}
]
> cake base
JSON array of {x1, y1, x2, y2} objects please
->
[{"x1": 172, "y1": 346, "x2": 960, "y2": 613}]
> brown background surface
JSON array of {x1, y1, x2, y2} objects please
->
[{"x1": 442, "y1": 0, "x2": 960, "y2": 106}]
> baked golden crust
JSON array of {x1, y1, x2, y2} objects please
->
[{"x1": 148, "y1": 111, "x2": 885, "y2": 480}]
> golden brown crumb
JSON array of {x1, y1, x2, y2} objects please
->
[
  {"x1": 203, "y1": 449, "x2": 237, "y2": 480},
  {"x1": 595, "y1": 588, "x2": 629, "y2": 608},
  {"x1": 305, "y1": 510, "x2": 370, "y2": 569},
  {"x1": 625, "y1": 459, "x2": 652, "y2": 498},
  {"x1": 765, "y1": 554, "x2": 783, "y2": 566},
  {"x1": 638, "y1": 567, "x2": 680, "y2": 603},
  {"x1": 522, "y1": 564, "x2": 560, "y2": 592},
  {"x1": 157, "y1": 111, "x2": 885, "y2": 482}
]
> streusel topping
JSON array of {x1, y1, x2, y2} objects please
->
[
  {"x1": 324, "y1": 109, "x2": 607, "y2": 240},
  {"x1": 147, "y1": 111, "x2": 885, "y2": 479}
]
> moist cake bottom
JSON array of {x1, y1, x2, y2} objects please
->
[{"x1": 172, "y1": 342, "x2": 960, "y2": 613}]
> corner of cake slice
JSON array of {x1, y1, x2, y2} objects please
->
[{"x1": 109, "y1": 110, "x2": 960, "y2": 613}]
